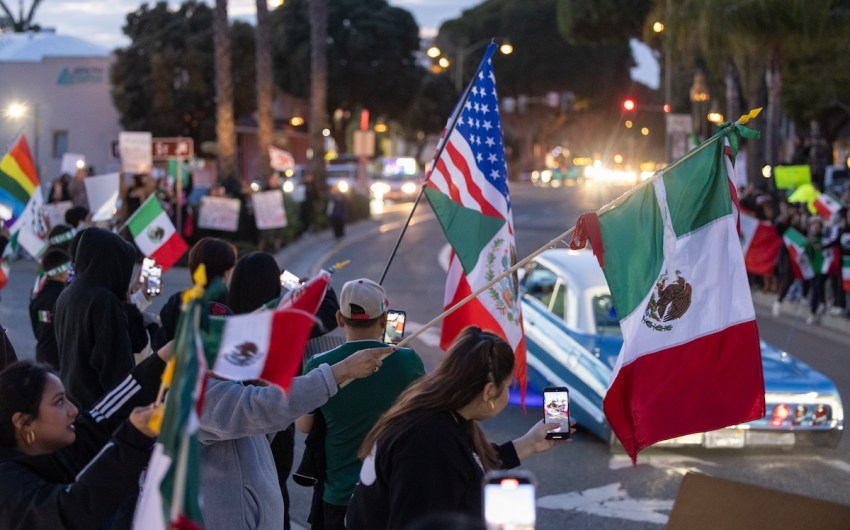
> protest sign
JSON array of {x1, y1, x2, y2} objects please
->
[
  {"x1": 119, "y1": 132, "x2": 153, "y2": 173},
  {"x1": 269, "y1": 147, "x2": 295, "y2": 172},
  {"x1": 252, "y1": 190, "x2": 287, "y2": 229},
  {"x1": 43, "y1": 201, "x2": 73, "y2": 228},
  {"x1": 198, "y1": 196, "x2": 240, "y2": 232},
  {"x1": 774, "y1": 165, "x2": 811, "y2": 190},
  {"x1": 84, "y1": 172, "x2": 120, "y2": 221}
]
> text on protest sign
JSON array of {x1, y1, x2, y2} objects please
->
[
  {"x1": 198, "y1": 196, "x2": 241, "y2": 232},
  {"x1": 252, "y1": 190, "x2": 288, "y2": 229}
]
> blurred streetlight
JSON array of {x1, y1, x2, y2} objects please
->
[
  {"x1": 426, "y1": 46, "x2": 441, "y2": 58},
  {"x1": 689, "y1": 71, "x2": 710, "y2": 139},
  {"x1": 4, "y1": 100, "x2": 40, "y2": 176},
  {"x1": 652, "y1": 21, "x2": 665, "y2": 33},
  {"x1": 438, "y1": 57, "x2": 450, "y2": 69},
  {"x1": 499, "y1": 41, "x2": 513, "y2": 55}
]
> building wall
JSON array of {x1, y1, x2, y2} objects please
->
[{"x1": 0, "y1": 55, "x2": 121, "y2": 185}]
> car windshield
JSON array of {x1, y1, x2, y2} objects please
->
[{"x1": 593, "y1": 294, "x2": 621, "y2": 334}]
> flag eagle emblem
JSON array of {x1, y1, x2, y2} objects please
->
[
  {"x1": 642, "y1": 271, "x2": 693, "y2": 331},
  {"x1": 224, "y1": 341, "x2": 262, "y2": 366},
  {"x1": 147, "y1": 225, "x2": 165, "y2": 242}
]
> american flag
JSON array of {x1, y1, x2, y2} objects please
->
[{"x1": 424, "y1": 42, "x2": 527, "y2": 399}]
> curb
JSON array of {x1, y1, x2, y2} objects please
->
[{"x1": 751, "y1": 289, "x2": 850, "y2": 336}]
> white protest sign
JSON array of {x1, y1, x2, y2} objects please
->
[
  {"x1": 60, "y1": 153, "x2": 85, "y2": 175},
  {"x1": 43, "y1": 201, "x2": 73, "y2": 228},
  {"x1": 84, "y1": 172, "x2": 120, "y2": 222},
  {"x1": 119, "y1": 132, "x2": 153, "y2": 173},
  {"x1": 198, "y1": 196, "x2": 241, "y2": 232},
  {"x1": 191, "y1": 163, "x2": 217, "y2": 188},
  {"x1": 252, "y1": 190, "x2": 287, "y2": 229}
]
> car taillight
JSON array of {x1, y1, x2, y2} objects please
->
[
  {"x1": 770, "y1": 404, "x2": 790, "y2": 426},
  {"x1": 812, "y1": 404, "x2": 829, "y2": 425}
]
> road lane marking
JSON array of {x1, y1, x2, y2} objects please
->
[
  {"x1": 537, "y1": 482, "x2": 674, "y2": 525},
  {"x1": 609, "y1": 453, "x2": 717, "y2": 477}
]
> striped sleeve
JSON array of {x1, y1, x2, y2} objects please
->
[{"x1": 88, "y1": 352, "x2": 166, "y2": 428}]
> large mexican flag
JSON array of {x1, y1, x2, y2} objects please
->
[{"x1": 572, "y1": 135, "x2": 765, "y2": 461}]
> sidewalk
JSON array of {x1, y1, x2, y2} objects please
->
[{"x1": 750, "y1": 289, "x2": 850, "y2": 336}]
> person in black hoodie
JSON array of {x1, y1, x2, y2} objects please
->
[
  {"x1": 29, "y1": 248, "x2": 71, "y2": 369},
  {"x1": 0, "y1": 343, "x2": 171, "y2": 530},
  {"x1": 53, "y1": 227, "x2": 146, "y2": 410}
]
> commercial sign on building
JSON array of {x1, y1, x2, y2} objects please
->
[
  {"x1": 152, "y1": 137, "x2": 194, "y2": 160},
  {"x1": 56, "y1": 67, "x2": 105, "y2": 85}
]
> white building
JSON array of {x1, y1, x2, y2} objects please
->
[{"x1": 0, "y1": 30, "x2": 121, "y2": 183}]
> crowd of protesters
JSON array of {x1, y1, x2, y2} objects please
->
[
  {"x1": 739, "y1": 183, "x2": 850, "y2": 324},
  {"x1": 0, "y1": 222, "x2": 567, "y2": 529}
]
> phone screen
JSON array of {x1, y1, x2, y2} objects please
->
[
  {"x1": 383, "y1": 310, "x2": 406, "y2": 344},
  {"x1": 543, "y1": 387, "x2": 570, "y2": 439},
  {"x1": 141, "y1": 259, "x2": 162, "y2": 296},
  {"x1": 483, "y1": 471, "x2": 536, "y2": 530}
]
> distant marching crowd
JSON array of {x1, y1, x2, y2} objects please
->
[{"x1": 739, "y1": 184, "x2": 850, "y2": 324}]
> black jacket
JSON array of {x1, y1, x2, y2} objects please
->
[
  {"x1": 0, "y1": 353, "x2": 165, "y2": 530},
  {"x1": 346, "y1": 410, "x2": 520, "y2": 530},
  {"x1": 54, "y1": 227, "x2": 139, "y2": 409},
  {"x1": 29, "y1": 280, "x2": 66, "y2": 369}
]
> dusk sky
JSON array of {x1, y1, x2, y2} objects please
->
[{"x1": 29, "y1": 0, "x2": 482, "y2": 50}]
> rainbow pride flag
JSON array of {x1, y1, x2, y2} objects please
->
[{"x1": 1, "y1": 135, "x2": 45, "y2": 256}]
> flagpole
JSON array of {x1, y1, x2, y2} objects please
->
[
  {"x1": 340, "y1": 110, "x2": 763, "y2": 387},
  {"x1": 377, "y1": 40, "x2": 498, "y2": 285}
]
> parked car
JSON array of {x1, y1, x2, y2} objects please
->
[{"x1": 520, "y1": 248, "x2": 844, "y2": 449}]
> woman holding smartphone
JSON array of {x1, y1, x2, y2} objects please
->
[{"x1": 347, "y1": 327, "x2": 571, "y2": 529}]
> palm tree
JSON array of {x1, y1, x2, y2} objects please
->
[
  {"x1": 215, "y1": 0, "x2": 237, "y2": 182},
  {"x1": 309, "y1": 0, "x2": 329, "y2": 207},
  {"x1": 255, "y1": 0, "x2": 274, "y2": 178},
  {"x1": 0, "y1": 0, "x2": 44, "y2": 32}
]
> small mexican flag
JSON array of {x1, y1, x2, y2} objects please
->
[
  {"x1": 813, "y1": 193, "x2": 842, "y2": 223},
  {"x1": 126, "y1": 194, "x2": 188, "y2": 271},
  {"x1": 782, "y1": 227, "x2": 816, "y2": 280},
  {"x1": 206, "y1": 271, "x2": 330, "y2": 390},
  {"x1": 570, "y1": 134, "x2": 765, "y2": 462}
]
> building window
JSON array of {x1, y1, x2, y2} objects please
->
[{"x1": 52, "y1": 131, "x2": 68, "y2": 158}]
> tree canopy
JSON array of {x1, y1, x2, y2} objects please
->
[
  {"x1": 271, "y1": 0, "x2": 423, "y2": 142},
  {"x1": 0, "y1": 0, "x2": 43, "y2": 32},
  {"x1": 111, "y1": 1, "x2": 255, "y2": 144}
]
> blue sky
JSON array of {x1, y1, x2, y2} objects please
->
[{"x1": 29, "y1": 0, "x2": 481, "y2": 49}]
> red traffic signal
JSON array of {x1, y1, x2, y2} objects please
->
[{"x1": 622, "y1": 98, "x2": 636, "y2": 111}]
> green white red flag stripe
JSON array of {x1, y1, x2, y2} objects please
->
[
  {"x1": 207, "y1": 271, "x2": 330, "y2": 390},
  {"x1": 423, "y1": 44, "x2": 527, "y2": 400},
  {"x1": 570, "y1": 135, "x2": 764, "y2": 461},
  {"x1": 813, "y1": 193, "x2": 842, "y2": 223},
  {"x1": 126, "y1": 194, "x2": 188, "y2": 271},
  {"x1": 739, "y1": 210, "x2": 782, "y2": 276},
  {"x1": 133, "y1": 294, "x2": 211, "y2": 530}
]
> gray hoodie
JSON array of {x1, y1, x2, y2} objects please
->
[{"x1": 197, "y1": 363, "x2": 338, "y2": 530}]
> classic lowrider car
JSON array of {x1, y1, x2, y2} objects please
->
[{"x1": 519, "y1": 248, "x2": 844, "y2": 449}]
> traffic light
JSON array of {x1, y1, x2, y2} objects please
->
[{"x1": 622, "y1": 98, "x2": 636, "y2": 112}]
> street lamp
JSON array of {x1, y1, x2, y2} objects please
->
[
  {"x1": 4, "y1": 101, "x2": 40, "y2": 177},
  {"x1": 454, "y1": 38, "x2": 512, "y2": 92}
]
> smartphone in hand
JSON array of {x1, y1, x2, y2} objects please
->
[
  {"x1": 382, "y1": 309, "x2": 406, "y2": 344},
  {"x1": 543, "y1": 386, "x2": 570, "y2": 440},
  {"x1": 483, "y1": 470, "x2": 536, "y2": 530},
  {"x1": 140, "y1": 257, "x2": 163, "y2": 297}
]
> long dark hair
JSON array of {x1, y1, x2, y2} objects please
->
[
  {"x1": 0, "y1": 361, "x2": 52, "y2": 447},
  {"x1": 359, "y1": 327, "x2": 514, "y2": 470},
  {"x1": 227, "y1": 252, "x2": 282, "y2": 314}
]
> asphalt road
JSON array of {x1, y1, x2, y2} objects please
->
[{"x1": 3, "y1": 181, "x2": 848, "y2": 528}]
